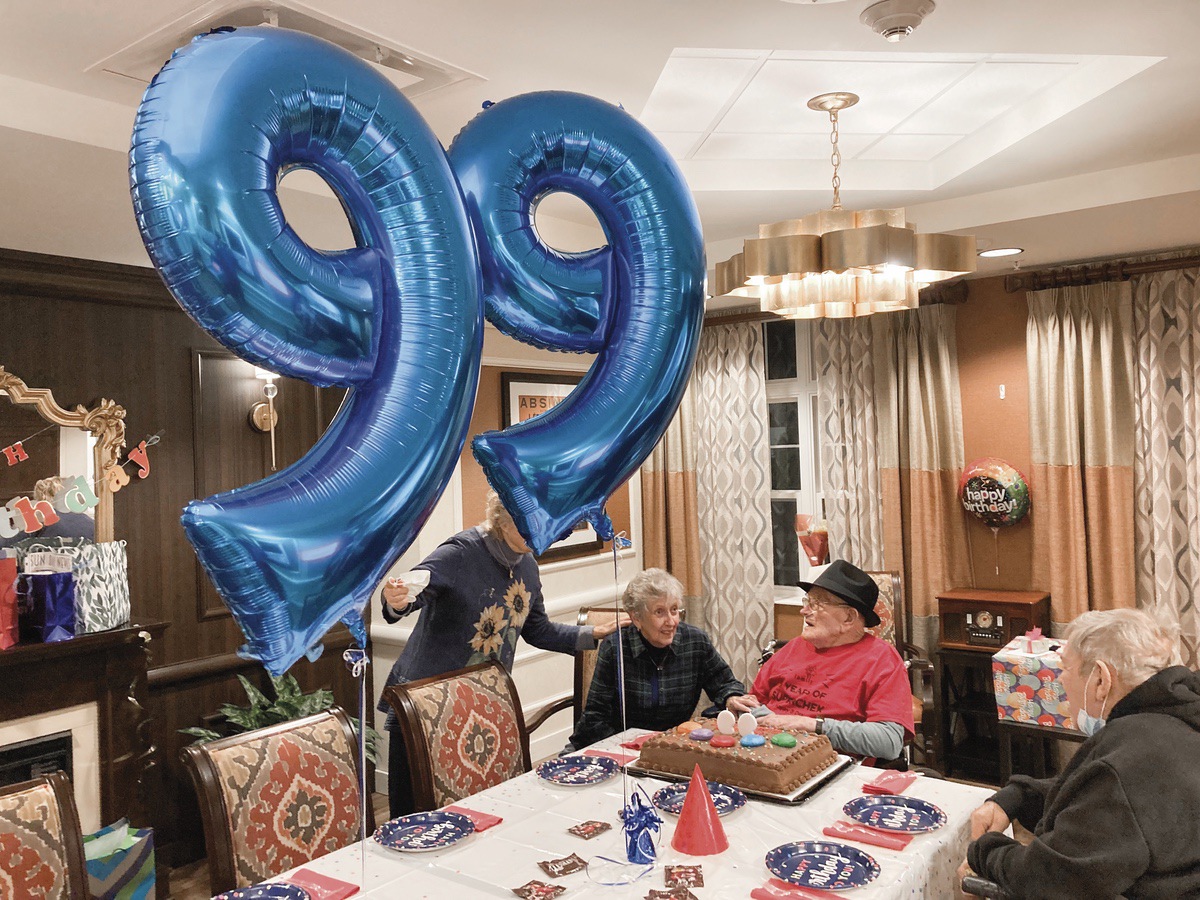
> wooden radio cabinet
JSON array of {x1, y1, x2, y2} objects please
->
[{"x1": 938, "y1": 589, "x2": 1050, "y2": 652}]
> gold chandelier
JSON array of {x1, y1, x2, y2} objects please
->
[{"x1": 715, "y1": 92, "x2": 975, "y2": 318}]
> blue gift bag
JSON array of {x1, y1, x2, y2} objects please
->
[
  {"x1": 16, "y1": 571, "x2": 75, "y2": 643},
  {"x1": 83, "y1": 819, "x2": 156, "y2": 900}
]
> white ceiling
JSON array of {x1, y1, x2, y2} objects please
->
[{"x1": 1, "y1": 0, "x2": 1198, "y2": 297}]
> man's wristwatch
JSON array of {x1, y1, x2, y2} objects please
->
[{"x1": 814, "y1": 718, "x2": 825, "y2": 735}]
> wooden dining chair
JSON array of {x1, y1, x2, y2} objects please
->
[
  {"x1": 866, "y1": 570, "x2": 936, "y2": 769},
  {"x1": 182, "y1": 707, "x2": 370, "y2": 895},
  {"x1": 383, "y1": 660, "x2": 575, "y2": 812},
  {"x1": 0, "y1": 770, "x2": 88, "y2": 900}
]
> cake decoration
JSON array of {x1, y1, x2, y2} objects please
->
[
  {"x1": 740, "y1": 734, "x2": 766, "y2": 748},
  {"x1": 709, "y1": 734, "x2": 737, "y2": 748},
  {"x1": 675, "y1": 721, "x2": 703, "y2": 735},
  {"x1": 716, "y1": 710, "x2": 736, "y2": 734},
  {"x1": 737, "y1": 712, "x2": 758, "y2": 736},
  {"x1": 771, "y1": 733, "x2": 798, "y2": 748},
  {"x1": 689, "y1": 728, "x2": 714, "y2": 741}
]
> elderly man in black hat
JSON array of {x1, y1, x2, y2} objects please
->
[{"x1": 751, "y1": 559, "x2": 914, "y2": 760}]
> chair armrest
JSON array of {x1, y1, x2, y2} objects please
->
[
  {"x1": 526, "y1": 693, "x2": 573, "y2": 733},
  {"x1": 961, "y1": 875, "x2": 1010, "y2": 898}
]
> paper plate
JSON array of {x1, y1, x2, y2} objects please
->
[
  {"x1": 842, "y1": 795, "x2": 947, "y2": 833},
  {"x1": 765, "y1": 840, "x2": 881, "y2": 891},
  {"x1": 536, "y1": 755, "x2": 619, "y2": 786},
  {"x1": 213, "y1": 886, "x2": 310, "y2": 900},
  {"x1": 373, "y1": 810, "x2": 475, "y2": 852},
  {"x1": 652, "y1": 781, "x2": 746, "y2": 816}
]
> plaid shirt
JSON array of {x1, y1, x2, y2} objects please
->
[{"x1": 569, "y1": 622, "x2": 746, "y2": 749}]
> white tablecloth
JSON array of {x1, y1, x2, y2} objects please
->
[{"x1": 283, "y1": 730, "x2": 993, "y2": 899}]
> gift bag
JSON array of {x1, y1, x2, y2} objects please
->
[
  {"x1": 0, "y1": 557, "x2": 18, "y2": 650},
  {"x1": 83, "y1": 818, "x2": 156, "y2": 900},
  {"x1": 72, "y1": 541, "x2": 130, "y2": 633},
  {"x1": 16, "y1": 571, "x2": 76, "y2": 643}
]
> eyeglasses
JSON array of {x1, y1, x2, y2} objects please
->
[{"x1": 801, "y1": 595, "x2": 849, "y2": 614}]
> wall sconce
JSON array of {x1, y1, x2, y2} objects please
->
[{"x1": 249, "y1": 367, "x2": 280, "y2": 471}]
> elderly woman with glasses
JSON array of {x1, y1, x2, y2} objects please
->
[
  {"x1": 567, "y1": 568, "x2": 758, "y2": 750},
  {"x1": 960, "y1": 608, "x2": 1200, "y2": 899},
  {"x1": 752, "y1": 559, "x2": 914, "y2": 761}
]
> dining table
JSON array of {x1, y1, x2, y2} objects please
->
[{"x1": 276, "y1": 729, "x2": 995, "y2": 899}]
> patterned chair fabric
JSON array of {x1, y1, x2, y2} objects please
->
[
  {"x1": 186, "y1": 710, "x2": 363, "y2": 891},
  {"x1": 866, "y1": 572, "x2": 898, "y2": 646},
  {"x1": 0, "y1": 773, "x2": 85, "y2": 900},
  {"x1": 395, "y1": 661, "x2": 528, "y2": 809}
]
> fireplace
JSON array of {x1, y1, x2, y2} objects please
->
[
  {"x1": 0, "y1": 704, "x2": 99, "y2": 831},
  {"x1": 0, "y1": 732, "x2": 73, "y2": 785}
]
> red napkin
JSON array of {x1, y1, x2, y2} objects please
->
[
  {"x1": 862, "y1": 770, "x2": 917, "y2": 795},
  {"x1": 583, "y1": 749, "x2": 638, "y2": 765},
  {"x1": 619, "y1": 732, "x2": 658, "y2": 750},
  {"x1": 284, "y1": 868, "x2": 360, "y2": 899},
  {"x1": 443, "y1": 805, "x2": 503, "y2": 831},
  {"x1": 751, "y1": 878, "x2": 839, "y2": 899},
  {"x1": 822, "y1": 820, "x2": 914, "y2": 851}
]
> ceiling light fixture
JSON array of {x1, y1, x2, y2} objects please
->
[
  {"x1": 714, "y1": 92, "x2": 974, "y2": 318},
  {"x1": 859, "y1": 0, "x2": 937, "y2": 42},
  {"x1": 978, "y1": 247, "x2": 1024, "y2": 258}
]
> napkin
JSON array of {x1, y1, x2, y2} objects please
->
[
  {"x1": 862, "y1": 770, "x2": 917, "y2": 795},
  {"x1": 583, "y1": 749, "x2": 638, "y2": 765},
  {"x1": 443, "y1": 805, "x2": 503, "y2": 831},
  {"x1": 822, "y1": 820, "x2": 914, "y2": 851},
  {"x1": 282, "y1": 868, "x2": 359, "y2": 899},
  {"x1": 620, "y1": 733, "x2": 657, "y2": 750},
  {"x1": 750, "y1": 878, "x2": 839, "y2": 899}
]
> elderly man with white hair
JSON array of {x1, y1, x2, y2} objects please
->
[{"x1": 962, "y1": 608, "x2": 1200, "y2": 899}]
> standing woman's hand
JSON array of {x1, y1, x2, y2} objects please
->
[
  {"x1": 382, "y1": 578, "x2": 411, "y2": 612},
  {"x1": 592, "y1": 614, "x2": 631, "y2": 641}
]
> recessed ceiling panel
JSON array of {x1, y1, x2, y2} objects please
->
[
  {"x1": 717, "y1": 59, "x2": 973, "y2": 134},
  {"x1": 697, "y1": 131, "x2": 876, "y2": 160},
  {"x1": 856, "y1": 133, "x2": 961, "y2": 161},
  {"x1": 639, "y1": 55, "x2": 763, "y2": 132}
]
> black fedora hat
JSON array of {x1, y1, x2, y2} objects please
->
[{"x1": 798, "y1": 559, "x2": 880, "y2": 627}]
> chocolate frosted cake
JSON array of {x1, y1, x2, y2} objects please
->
[{"x1": 637, "y1": 719, "x2": 838, "y2": 795}]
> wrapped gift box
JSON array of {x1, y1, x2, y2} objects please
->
[{"x1": 992, "y1": 635, "x2": 1074, "y2": 729}]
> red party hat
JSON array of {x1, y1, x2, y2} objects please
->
[{"x1": 671, "y1": 764, "x2": 729, "y2": 855}]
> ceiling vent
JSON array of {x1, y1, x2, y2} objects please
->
[{"x1": 88, "y1": 0, "x2": 483, "y2": 98}]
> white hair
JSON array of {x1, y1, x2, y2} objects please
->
[
  {"x1": 621, "y1": 568, "x2": 683, "y2": 618},
  {"x1": 482, "y1": 490, "x2": 514, "y2": 534},
  {"x1": 1063, "y1": 608, "x2": 1180, "y2": 689}
]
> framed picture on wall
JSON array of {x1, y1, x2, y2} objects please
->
[{"x1": 500, "y1": 371, "x2": 602, "y2": 560}]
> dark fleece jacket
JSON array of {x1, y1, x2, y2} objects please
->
[{"x1": 968, "y1": 665, "x2": 1200, "y2": 899}]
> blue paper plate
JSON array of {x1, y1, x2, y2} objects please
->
[
  {"x1": 765, "y1": 841, "x2": 881, "y2": 891},
  {"x1": 214, "y1": 886, "x2": 310, "y2": 900},
  {"x1": 652, "y1": 781, "x2": 746, "y2": 816},
  {"x1": 373, "y1": 810, "x2": 475, "y2": 852},
  {"x1": 843, "y1": 795, "x2": 947, "y2": 833},
  {"x1": 536, "y1": 755, "x2": 619, "y2": 786}
]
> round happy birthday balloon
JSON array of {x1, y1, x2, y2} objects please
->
[{"x1": 959, "y1": 458, "x2": 1031, "y2": 528}]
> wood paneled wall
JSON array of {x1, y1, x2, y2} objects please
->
[{"x1": 0, "y1": 247, "x2": 360, "y2": 864}]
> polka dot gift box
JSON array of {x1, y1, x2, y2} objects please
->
[{"x1": 991, "y1": 633, "x2": 1076, "y2": 730}]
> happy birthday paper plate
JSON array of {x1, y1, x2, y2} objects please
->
[
  {"x1": 843, "y1": 795, "x2": 947, "y2": 833},
  {"x1": 536, "y1": 755, "x2": 619, "y2": 786},
  {"x1": 652, "y1": 781, "x2": 746, "y2": 816},
  {"x1": 213, "y1": 886, "x2": 310, "y2": 900},
  {"x1": 373, "y1": 810, "x2": 475, "y2": 852},
  {"x1": 765, "y1": 840, "x2": 881, "y2": 891}
]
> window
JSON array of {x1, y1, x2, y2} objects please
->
[{"x1": 763, "y1": 320, "x2": 822, "y2": 594}]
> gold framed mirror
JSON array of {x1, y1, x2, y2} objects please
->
[{"x1": 0, "y1": 366, "x2": 126, "y2": 543}]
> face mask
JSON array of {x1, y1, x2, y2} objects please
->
[{"x1": 1075, "y1": 663, "x2": 1110, "y2": 737}]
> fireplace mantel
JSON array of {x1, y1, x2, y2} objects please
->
[{"x1": 0, "y1": 622, "x2": 167, "y2": 828}]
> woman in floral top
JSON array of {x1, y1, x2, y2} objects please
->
[{"x1": 377, "y1": 491, "x2": 625, "y2": 816}]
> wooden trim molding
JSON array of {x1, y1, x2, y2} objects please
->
[
  {"x1": 0, "y1": 247, "x2": 176, "y2": 310},
  {"x1": 0, "y1": 366, "x2": 126, "y2": 542}
]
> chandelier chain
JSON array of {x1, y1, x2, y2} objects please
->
[{"x1": 829, "y1": 109, "x2": 842, "y2": 211}]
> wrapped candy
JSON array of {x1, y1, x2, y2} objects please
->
[{"x1": 620, "y1": 788, "x2": 662, "y2": 864}]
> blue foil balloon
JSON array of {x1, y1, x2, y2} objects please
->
[
  {"x1": 129, "y1": 27, "x2": 482, "y2": 674},
  {"x1": 449, "y1": 92, "x2": 705, "y2": 553}
]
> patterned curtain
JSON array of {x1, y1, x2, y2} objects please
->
[
  {"x1": 641, "y1": 384, "x2": 703, "y2": 598},
  {"x1": 815, "y1": 305, "x2": 969, "y2": 653},
  {"x1": 814, "y1": 317, "x2": 885, "y2": 568},
  {"x1": 871, "y1": 305, "x2": 971, "y2": 653},
  {"x1": 1132, "y1": 265, "x2": 1200, "y2": 667},
  {"x1": 693, "y1": 323, "x2": 774, "y2": 684},
  {"x1": 1027, "y1": 283, "x2": 1136, "y2": 633}
]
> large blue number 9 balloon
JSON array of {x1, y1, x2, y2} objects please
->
[
  {"x1": 450, "y1": 92, "x2": 706, "y2": 553},
  {"x1": 129, "y1": 27, "x2": 483, "y2": 674}
]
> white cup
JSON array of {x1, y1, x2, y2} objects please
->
[{"x1": 389, "y1": 569, "x2": 431, "y2": 592}]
